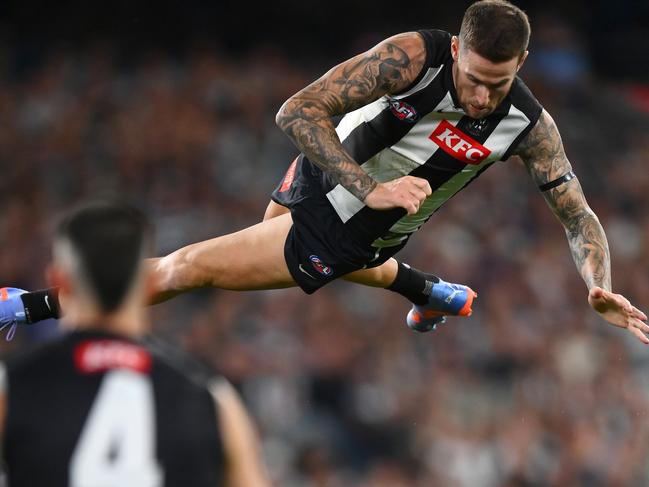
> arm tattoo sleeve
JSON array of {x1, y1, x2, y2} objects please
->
[
  {"x1": 276, "y1": 34, "x2": 423, "y2": 201},
  {"x1": 516, "y1": 110, "x2": 612, "y2": 291}
]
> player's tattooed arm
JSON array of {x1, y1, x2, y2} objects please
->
[
  {"x1": 516, "y1": 110, "x2": 611, "y2": 291},
  {"x1": 517, "y1": 110, "x2": 649, "y2": 343},
  {"x1": 276, "y1": 32, "x2": 426, "y2": 201}
]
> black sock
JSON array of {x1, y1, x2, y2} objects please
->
[
  {"x1": 20, "y1": 288, "x2": 60, "y2": 324},
  {"x1": 387, "y1": 262, "x2": 439, "y2": 305}
]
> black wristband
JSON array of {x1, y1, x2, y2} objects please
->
[
  {"x1": 538, "y1": 171, "x2": 576, "y2": 192},
  {"x1": 20, "y1": 288, "x2": 60, "y2": 324}
]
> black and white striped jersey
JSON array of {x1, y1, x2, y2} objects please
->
[
  {"x1": 1, "y1": 331, "x2": 225, "y2": 487},
  {"x1": 282, "y1": 29, "x2": 542, "y2": 251}
]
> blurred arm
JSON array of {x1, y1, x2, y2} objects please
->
[
  {"x1": 276, "y1": 32, "x2": 426, "y2": 201},
  {"x1": 211, "y1": 380, "x2": 271, "y2": 487},
  {"x1": 516, "y1": 109, "x2": 610, "y2": 291},
  {"x1": 0, "y1": 363, "x2": 6, "y2": 449}
]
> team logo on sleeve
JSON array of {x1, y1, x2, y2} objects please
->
[
  {"x1": 309, "y1": 255, "x2": 333, "y2": 276},
  {"x1": 279, "y1": 157, "x2": 299, "y2": 192},
  {"x1": 389, "y1": 100, "x2": 419, "y2": 123},
  {"x1": 429, "y1": 120, "x2": 491, "y2": 164}
]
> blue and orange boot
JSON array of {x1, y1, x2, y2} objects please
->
[
  {"x1": 0, "y1": 287, "x2": 28, "y2": 340},
  {"x1": 406, "y1": 279, "x2": 477, "y2": 332}
]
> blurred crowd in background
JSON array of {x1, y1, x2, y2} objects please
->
[{"x1": 2, "y1": 4, "x2": 649, "y2": 486}]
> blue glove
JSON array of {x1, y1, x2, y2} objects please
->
[{"x1": 0, "y1": 287, "x2": 28, "y2": 340}]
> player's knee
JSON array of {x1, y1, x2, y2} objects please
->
[
  {"x1": 263, "y1": 201, "x2": 289, "y2": 221},
  {"x1": 180, "y1": 244, "x2": 224, "y2": 289},
  {"x1": 157, "y1": 246, "x2": 210, "y2": 291},
  {"x1": 154, "y1": 253, "x2": 183, "y2": 292},
  {"x1": 262, "y1": 208, "x2": 274, "y2": 222}
]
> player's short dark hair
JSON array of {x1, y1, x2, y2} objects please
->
[
  {"x1": 460, "y1": 0, "x2": 530, "y2": 63},
  {"x1": 55, "y1": 200, "x2": 153, "y2": 313}
]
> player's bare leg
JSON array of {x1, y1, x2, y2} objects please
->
[
  {"x1": 2, "y1": 200, "x2": 477, "y2": 333},
  {"x1": 150, "y1": 213, "x2": 296, "y2": 303},
  {"x1": 1, "y1": 205, "x2": 475, "y2": 332},
  {"x1": 344, "y1": 259, "x2": 398, "y2": 287}
]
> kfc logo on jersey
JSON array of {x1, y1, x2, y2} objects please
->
[
  {"x1": 429, "y1": 120, "x2": 491, "y2": 164},
  {"x1": 389, "y1": 100, "x2": 419, "y2": 123},
  {"x1": 74, "y1": 340, "x2": 152, "y2": 374}
]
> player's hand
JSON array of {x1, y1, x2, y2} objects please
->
[
  {"x1": 588, "y1": 287, "x2": 649, "y2": 344},
  {"x1": 364, "y1": 176, "x2": 432, "y2": 215}
]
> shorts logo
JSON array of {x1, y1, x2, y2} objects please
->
[
  {"x1": 309, "y1": 255, "x2": 333, "y2": 276},
  {"x1": 389, "y1": 100, "x2": 419, "y2": 123},
  {"x1": 279, "y1": 157, "x2": 299, "y2": 192},
  {"x1": 429, "y1": 119, "x2": 491, "y2": 165}
]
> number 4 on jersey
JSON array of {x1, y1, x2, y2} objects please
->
[{"x1": 69, "y1": 370, "x2": 163, "y2": 487}]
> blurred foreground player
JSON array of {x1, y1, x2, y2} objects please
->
[
  {"x1": 3, "y1": 0, "x2": 648, "y2": 339},
  {"x1": 0, "y1": 202, "x2": 270, "y2": 487}
]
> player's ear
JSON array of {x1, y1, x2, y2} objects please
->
[
  {"x1": 451, "y1": 36, "x2": 460, "y2": 62},
  {"x1": 517, "y1": 50, "x2": 529, "y2": 72}
]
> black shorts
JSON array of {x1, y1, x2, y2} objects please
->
[{"x1": 271, "y1": 155, "x2": 405, "y2": 294}]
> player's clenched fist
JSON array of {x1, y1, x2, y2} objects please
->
[{"x1": 364, "y1": 176, "x2": 432, "y2": 215}]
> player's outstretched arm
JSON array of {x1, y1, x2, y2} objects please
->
[
  {"x1": 276, "y1": 33, "x2": 432, "y2": 215},
  {"x1": 516, "y1": 110, "x2": 649, "y2": 343},
  {"x1": 211, "y1": 380, "x2": 271, "y2": 487}
]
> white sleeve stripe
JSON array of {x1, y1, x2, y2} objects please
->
[{"x1": 393, "y1": 65, "x2": 444, "y2": 100}]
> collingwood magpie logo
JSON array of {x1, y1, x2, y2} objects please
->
[{"x1": 467, "y1": 118, "x2": 488, "y2": 136}]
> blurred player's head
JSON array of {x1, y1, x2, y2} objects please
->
[
  {"x1": 451, "y1": 0, "x2": 530, "y2": 119},
  {"x1": 48, "y1": 200, "x2": 154, "y2": 334}
]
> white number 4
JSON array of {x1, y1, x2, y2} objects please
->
[{"x1": 70, "y1": 370, "x2": 163, "y2": 487}]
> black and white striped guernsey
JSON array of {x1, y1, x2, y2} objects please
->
[
  {"x1": 2, "y1": 331, "x2": 225, "y2": 487},
  {"x1": 290, "y1": 29, "x2": 542, "y2": 251}
]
